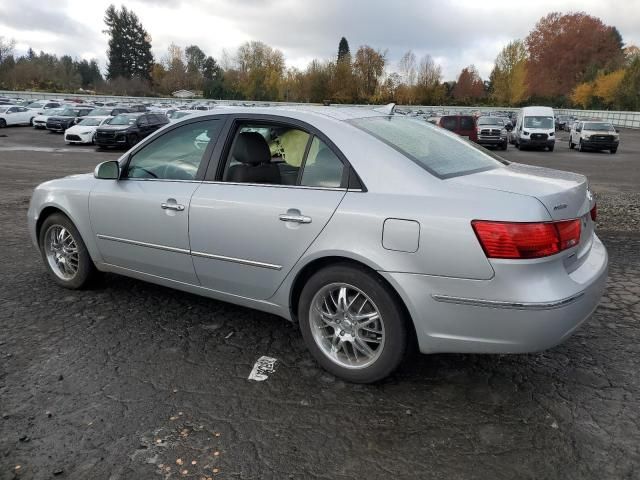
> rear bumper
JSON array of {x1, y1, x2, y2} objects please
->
[{"x1": 381, "y1": 234, "x2": 608, "y2": 354}]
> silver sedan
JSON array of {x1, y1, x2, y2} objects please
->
[{"x1": 28, "y1": 106, "x2": 608, "y2": 383}]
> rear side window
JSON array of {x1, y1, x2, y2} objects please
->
[
  {"x1": 300, "y1": 137, "x2": 345, "y2": 188},
  {"x1": 441, "y1": 117, "x2": 457, "y2": 131},
  {"x1": 460, "y1": 117, "x2": 475, "y2": 130},
  {"x1": 351, "y1": 116, "x2": 507, "y2": 179}
]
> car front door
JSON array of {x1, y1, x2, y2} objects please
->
[
  {"x1": 189, "y1": 117, "x2": 349, "y2": 300},
  {"x1": 6, "y1": 107, "x2": 23, "y2": 125},
  {"x1": 89, "y1": 117, "x2": 224, "y2": 283}
]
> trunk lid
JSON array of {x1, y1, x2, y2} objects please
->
[{"x1": 450, "y1": 162, "x2": 592, "y2": 220}]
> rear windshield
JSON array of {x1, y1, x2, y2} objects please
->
[
  {"x1": 350, "y1": 116, "x2": 507, "y2": 179},
  {"x1": 524, "y1": 116, "x2": 554, "y2": 129}
]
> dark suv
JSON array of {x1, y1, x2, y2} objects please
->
[
  {"x1": 45, "y1": 107, "x2": 94, "y2": 132},
  {"x1": 95, "y1": 112, "x2": 169, "y2": 149}
]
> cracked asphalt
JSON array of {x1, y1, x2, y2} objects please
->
[{"x1": 1, "y1": 127, "x2": 639, "y2": 479}]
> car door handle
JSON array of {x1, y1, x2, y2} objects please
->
[
  {"x1": 161, "y1": 202, "x2": 185, "y2": 211},
  {"x1": 279, "y1": 213, "x2": 312, "y2": 224}
]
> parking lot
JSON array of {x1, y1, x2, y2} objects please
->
[{"x1": 1, "y1": 125, "x2": 639, "y2": 479}]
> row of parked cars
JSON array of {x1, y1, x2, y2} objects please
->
[
  {"x1": 0, "y1": 95, "x2": 215, "y2": 149},
  {"x1": 429, "y1": 106, "x2": 620, "y2": 154}
]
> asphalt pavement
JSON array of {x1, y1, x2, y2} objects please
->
[{"x1": 1, "y1": 125, "x2": 639, "y2": 479}]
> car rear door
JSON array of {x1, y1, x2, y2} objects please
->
[
  {"x1": 188, "y1": 115, "x2": 349, "y2": 300},
  {"x1": 89, "y1": 117, "x2": 224, "y2": 283}
]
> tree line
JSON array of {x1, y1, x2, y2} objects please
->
[{"x1": 0, "y1": 6, "x2": 638, "y2": 110}]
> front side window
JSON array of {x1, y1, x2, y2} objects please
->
[
  {"x1": 351, "y1": 116, "x2": 507, "y2": 179},
  {"x1": 124, "y1": 119, "x2": 221, "y2": 181}
]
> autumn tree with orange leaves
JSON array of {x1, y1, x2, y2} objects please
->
[
  {"x1": 452, "y1": 65, "x2": 485, "y2": 104},
  {"x1": 526, "y1": 12, "x2": 624, "y2": 99}
]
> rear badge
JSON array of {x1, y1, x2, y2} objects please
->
[{"x1": 553, "y1": 204, "x2": 568, "y2": 211}]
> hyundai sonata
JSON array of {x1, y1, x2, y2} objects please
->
[{"x1": 28, "y1": 106, "x2": 608, "y2": 383}]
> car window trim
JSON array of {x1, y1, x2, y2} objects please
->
[
  {"x1": 207, "y1": 114, "x2": 355, "y2": 190},
  {"x1": 119, "y1": 115, "x2": 228, "y2": 182}
]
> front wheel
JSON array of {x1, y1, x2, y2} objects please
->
[
  {"x1": 127, "y1": 133, "x2": 139, "y2": 148},
  {"x1": 548, "y1": 145, "x2": 554, "y2": 152},
  {"x1": 298, "y1": 264, "x2": 408, "y2": 383},
  {"x1": 578, "y1": 140, "x2": 584, "y2": 152},
  {"x1": 39, "y1": 213, "x2": 97, "y2": 289},
  {"x1": 610, "y1": 148, "x2": 617, "y2": 154},
  {"x1": 0, "y1": 119, "x2": 6, "y2": 128}
]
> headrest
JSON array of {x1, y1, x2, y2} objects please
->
[{"x1": 233, "y1": 132, "x2": 271, "y2": 165}]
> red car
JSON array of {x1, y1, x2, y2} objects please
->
[{"x1": 437, "y1": 115, "x2": 477, "y2": 142}]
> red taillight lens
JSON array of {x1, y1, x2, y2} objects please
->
[
  {"x1": 590, "y1": 203, "x2": 597, "y2": 222},
  {"x1": 472, "y1": 219, "x2": 581, "y2": 259}
]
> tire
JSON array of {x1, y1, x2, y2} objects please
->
[
  {"x1": 127, "y1": 133, "x2": 139, "y2": 148},
  {"x1": 610, "y1": 148, "x2": 617, "y2": 154},
  {"x1": 500, "y1": 142, "x2": 507, "y2": 151},
  {"x1": 38, "y1": 213, "x2": 97, "y2": 289},
  {"x1": 578, "y1": 140, "x2": 584, "y2": 152},
  {"x1": 29, "y1": 117, "x2": 35, "y2": 126},
  {"x1": 548, "y1": 145, "x2": 554, "y2": 152},
  {"x1": 569, "y1": 139, "x2": 575, "y2": 149},
  {"x1": 298, "y1": 264, "x2": 408, "y2": 383},
  {"x1": 0, "y1": 119, "x2": 6, "y2": 128},
  {"x1": 515, "y1": 140, "x2": 520, "y2": 150}
]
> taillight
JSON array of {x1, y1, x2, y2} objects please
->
[
  {"x1": 590, "y1": 203, "x2": 597, "y2": 222},
  {"x1": 472, "y1": 219, "x2": 581, "y2": 259}
]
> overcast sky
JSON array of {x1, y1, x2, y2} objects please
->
[{"x1": 1, "y1": 0, "x2": 639, "y2": 81}]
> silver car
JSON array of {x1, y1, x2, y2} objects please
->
[{"x1": 28, "y1": 107, "x2": 608, "y2": 383}]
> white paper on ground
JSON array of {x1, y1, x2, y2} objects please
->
[{"x1": 248, "y1": 356, "x2": 277, "y2": 381}]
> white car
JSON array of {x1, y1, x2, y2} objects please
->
[
  {"x1": 33, "y1": 107, "x2": 66, "y2": 129},
  {"x1": 64, "y1": 116, "x2": 112, "y2": 144},
  {"x1": 27, "y1": 100, "x2": 64, "y2": 116},
  {"x1": 569, "y1": 120, "x2": 620, "y2": 154},
  {"x1": 0, "y1": 105, "x2": 35, "y2": 127},
  {"x1": 168, "y1": 110, "x2": 201, "y2": 122}
]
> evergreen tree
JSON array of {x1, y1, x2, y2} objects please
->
[
  {"x1": 202, "y1": 56, "x2": 224, "y2": 98},
  {"x1": 338, "y1": 37, "x2": 350, "y2": 63},
  {"x1": 104, "y1": 4, "x2": 153, "y2": 81}
]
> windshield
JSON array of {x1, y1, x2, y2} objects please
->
[
  {"x1": 584, "y1": 122, "x2": 614, "y2": 131},
  {"x1": 524, "y1": 116, "x2": 554, "y2": 129},
  {"x1": 88, "y1": 108, "x2": 110, "y2": 116},
  {"x1": 350, "y1": 116, "x2": 507, "y2": 179},
  {"x1": 109, "y1": 114, "x2": 138, "y2": 125},
  {"x1": 58, "y1": 108, "x2": 79, "y2": 116},
  {"x1": 78, "y1": 117, "x2": 103, "y2": 126},
  {"x1": 43, "y1": 108, "x2": 65, "y2": 116},
  {"x1": 477, "y1": 117, "x2": 503, "y2": 126},
  {"x1": 28, "y1": 101, "x2": 46, "y2": 108}
]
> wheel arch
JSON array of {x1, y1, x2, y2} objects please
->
[{"x1": 288, "y1": 255, "x2": 419, "y2": 351}]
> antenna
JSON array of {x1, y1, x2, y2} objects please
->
[{"x1": 373, "y1": 103, "x2": 396, "y2": 115}]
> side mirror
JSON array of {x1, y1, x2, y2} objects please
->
[{"x1": 94, "y1": 160, "x2": 120, "y2": 180}]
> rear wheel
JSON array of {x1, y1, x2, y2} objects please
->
[
  {"x1": 29, "y1": 117, "x2": 35, "y2": 126},
  {"x1": 298, "y1": 264, "x2": 408, "y2": 383},
  {"x1": 0, "y1": 119, "x2": 6, "y2": 128},
  {"x1": 39, "y1": 213, "x2": 97, "y2": 289}
]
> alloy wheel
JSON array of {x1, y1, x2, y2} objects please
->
[
  {"x1": 44, "y1": 225, "x2": 79, "y2": 280},
  {"x1": 309, "y1": 283, "x2": 385, "y2": 369}
]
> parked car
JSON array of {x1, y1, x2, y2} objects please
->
[
  {"x1": 569, "y1": 121, "x2": 620, "y2": 153},
  {"x1": 94, "y1": 112, "x2": 169, "y2": 148},
  {"x1": 27, "y1": 100, "x2": 63, "y2": 116},
  {"x1": 475, "y1": 116, "x2": 508, "y2": 150},
  {"x1": 88, "y1": 107, "x2": 130, "y2": 117},
  {"x1": 564, "y1": 116, "x2": 578, "y2": 131},
  {"x1": 513, "y1": 106, "x2": 556, "y2": 151},
  {"x1": 28, "y1": 106, "x2": 608, "y2": 383},
  {"x1": 32, "y1": 107, "x2": 67, "y2": 129},
  {"x1": 168, "y1": 110, "x2": 201, "y2": 122},
  {"x1": 127, "y1": 104, "x2": 148, "y2": 112},
  {"x1": 46, "y1": 107, "x2": 94, "y2": 132},
  {"x1": 64, "y1": 116, "x2": 112, "y2": 145},
  {"x1": 437, "y1": 115, "x2": 477, "y2": 141},
  {"x1": 0, "y1": 105, "x2": 35, "y2": 127}
]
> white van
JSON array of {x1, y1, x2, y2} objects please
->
[{"x1": 513, "y1": 106, "x2": 556, "y2": 151}]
